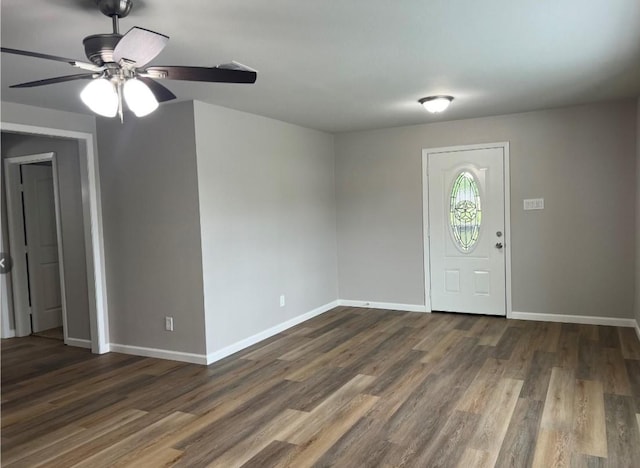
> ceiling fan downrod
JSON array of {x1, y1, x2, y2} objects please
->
[{"x1": 95, "y1": 0, "x2": 134, "y2": 34}]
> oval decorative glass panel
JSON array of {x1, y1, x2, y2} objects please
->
[{"x1": 449, "y1": 171, "x2": 481, "y2": 251}]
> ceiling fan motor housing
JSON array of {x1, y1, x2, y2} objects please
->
[{"x1": 83, "y1": 34, "x2": 122, "y2": 66}]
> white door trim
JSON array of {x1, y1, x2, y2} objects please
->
[
  {"x1": 422, "y1": 142, "x2": 512, "y2": 317},
  {"x1": 0, "y1": 122, "x2": 109, "y2": 354},
  {"x1": 4, "y1": 153, "x2": 70, "y2": 339}
]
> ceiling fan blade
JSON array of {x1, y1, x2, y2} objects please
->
[
  {"x1": 137, "y1": 77, "x2": 177, "y2": 103},
  {"x1": 1, "y1": 47, "x2": 102, "y2": 72},
  {"x1": 113, "y1": 27, "x2": 169, "y2": 67},
  {"x1": 9, "y1": 73, "x2": 95, "y2": 88},
  {"x1": 143, "y1": 65, "x2": 257, "y2": 84}
]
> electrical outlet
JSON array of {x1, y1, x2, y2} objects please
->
[
  {"x1": 280, "y1": 295, "x2": 286, "y2": 307},
  {"x1": 165, "y1": 316, "x2": 174, "y2": 331}
]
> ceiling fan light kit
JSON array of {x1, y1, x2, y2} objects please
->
[
  {"x1": 419, "y1": 95, "x2": 454, "y2": 113},
  {"x1": 123, "y1": 78, "x2": 158, "y2": 116},
  {"x1": 2, "y1": 0, "x2": 257, "y2": 121},
  {"x1": 80, "y1": 78, "x2": 119, "y2": 117}
]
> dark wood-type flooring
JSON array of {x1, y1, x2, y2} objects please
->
[
  {"x1": 2, "y1": 307, "x2": 640, "y2": 467},
  {"x1": 32, "y1": 326, "x2": 64, "y2": 341}
]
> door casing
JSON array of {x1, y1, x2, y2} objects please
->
[{"x1": 422, "y1": 142, "x2": 512, "y2": 317}]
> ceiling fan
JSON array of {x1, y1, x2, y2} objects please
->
[{"x1": 1, "y1": 0, "x2": 257, "y2": 120}]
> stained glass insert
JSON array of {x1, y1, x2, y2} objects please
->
[{"x1": 449, "y1": 171, "x2": 481, "y2": 251}]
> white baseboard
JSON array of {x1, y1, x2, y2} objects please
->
[
  {"x1": 635, "y1": 320, "x2": 640, "y2": 342},
  {"x1": 206, "y1": 300, "x2": 339, "y2": 365},
  {"x1": 337, "y1": 299, "x2": 428, "y2": 313},
  {"x1": 1, "y1": 329, "x2": 16, "y2": 339},
  {"x1": 510, "y1": 311, "x2": 637, "y2": 328},
  {"x1": 65, "y1": 337, "x2": 91, "y2": 349},
  {"x1": 109, "y1": 343, "x2": 208, "y2": 365}
]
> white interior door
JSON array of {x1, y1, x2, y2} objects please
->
[
  {"x1": 22, "y1": 164, "x2": 63, "y2": 332},
  {"x1": 428, "y1": 146, "x2": 506, "y2": 316}
]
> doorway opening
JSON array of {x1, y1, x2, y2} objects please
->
[
  {"x1": 3, "y1": 148, "x2": 90, "y2": 346},
  {"x1": 0, "y1": 123, "x2": 109, "y2": 354}
]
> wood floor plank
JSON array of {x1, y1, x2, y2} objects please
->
[
  {"x1": 4, "y1": 409, "x2": 148, "y2": 468},
  {"x1": 618, "y1": 327, "x2": 640, "y2": 359},
  {"x1": 625, "y1": 358, "x2": 640, "y2": 398},
  {"x1": 171, "y1": 380, "x2": 302, "y2": 466},
  {"x1": 71, "y1": 412, "x2": 196, "y2": 468},
  {"x1": 410, "y1": 410, "x2": 480, "y2": 468},
  {"x1": 1, "y1": 424, "x2": 87, "y2": 466},
  {"x1": 472, "y1": 317, "x2": 508, "y2": 347},
  {"x1": 531, "y1": 429, "x2": 572, "y2": 468},
  {"x1": 556, "y1": 329, "x2": 579, "y2": 369},
  {"x1": 520, "y1": 351, "x2": 556, "y2": 401},
  {"x1": 600, "y1": 347, "x2": 632, "y2": 396},
  {"x1": 455, "y1": 358, "x2": 505, "y2": 413},
  {"x1": 2, "y1": 308, "x2": 639, "y2": 467},
  {"x1": 207, "y1": 408, "x2": 306, "y2": 467},
  {"x1": 572, "y1": 379, "x2": 607, "y2": 458},
  {"x1": 239, "y1": 440, "x2": 298, "y2": 468},
  {"x1": 276, "y1": 394, "x2": 378, "y2": 467},
  {"x1": 120, "y1": 447, "x2": 184, "y2": 467},
  {"x1": 311, "y1": 416, "x2": 393, "y2": 468},
  {"x1": 598, "y1": 326, "x2": 620, "y2": 348},
  {"x1": 578, "y1": 324, "x2": 599, "y2": 342},
  {"x1": 577, "y1": 335, "x2": 600, "y2": 381},
  {"x1": 457, "y1": 448, "x2": 492, "y2": 468},
  {"x1": 570, "y1": 453, "x2": 606, "y2": 468},
  {"x1": 466, "y1": 377, "x2": 523, "y2": 467},
  {"x1": 419, "y1": 329, "x2": 467, "y2": 364},
  {"x1": 502, "y1": 341, "x2": 536, "y2": 380},
  {"x1": 385, "y1": 347, "x2": 487, "y2": 449},
  {"x1": 495, "y1": 398, "x2": 544, "y2": 468},
  {"x1": 540, "y1": 367, "x2": 575, "y2": 431},
  {"x1": 603, "y1": 394, "x2": 640, "y2": 468},
  {"x1": 277, "y1": 374, "x2": 375, "y2": 445}
]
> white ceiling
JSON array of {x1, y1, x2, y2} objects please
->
[{"x1": 2, "y1": 0, "x2": 640, "y2": 133}]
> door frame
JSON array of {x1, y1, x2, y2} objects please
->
[
  {"x1": 0, "y1": 122, "x2": 109, "y2": 354},
  {"x1": 4, "y1": 153, "x2": 70, "y2": 339},
  {"x1": 422, "y1": 142, "x2": 512, "y2": 317}
]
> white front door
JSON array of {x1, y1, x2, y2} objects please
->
[
  {"x1": 427, "y1": 145, "x2": 507, "y2": 316},
  {"x1": 22, "y1": 164, "x2": 63, "y2": 332}
]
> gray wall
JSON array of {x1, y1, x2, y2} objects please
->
[
  {"x1": 96, "y1": 102, "x2": 207, "y2": 354},
  {"x1": 335, "y1": 100, "x2": 637, "y2": 319},
  {"x1": 1, "y1": 102, "x2": 97, "y2": 136},
  {"x1": 1, "y1": 132, "x2": 91, "y2": 340},
  {"x1": 636, "y1": 98, "x2": 640, "y2": 326},
  {"x1": 193, "y1": 101, "x2": 338, "y2": 354}
]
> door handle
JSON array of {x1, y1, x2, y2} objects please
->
[{"x1": 495, "y1": 242, "x2": 503, "y2": 249}]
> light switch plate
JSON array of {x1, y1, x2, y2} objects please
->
[{"x1": 523, "y1": 198, "x2": 544, "y2": 210}]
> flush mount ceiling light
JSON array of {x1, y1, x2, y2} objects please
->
[{"x1": 419, "y1": 95, "x2": 454, "y2": 113}]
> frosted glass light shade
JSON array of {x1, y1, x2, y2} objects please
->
[
  {"x1": 124, "y1": 78, "x2": 158, "y2": 117},
  {"x1": 419, "y1": 95, "x2": 454, "y2": 113},
  {"x1": 80, "y1": 79, "x2": 118, "y2": 117}
]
